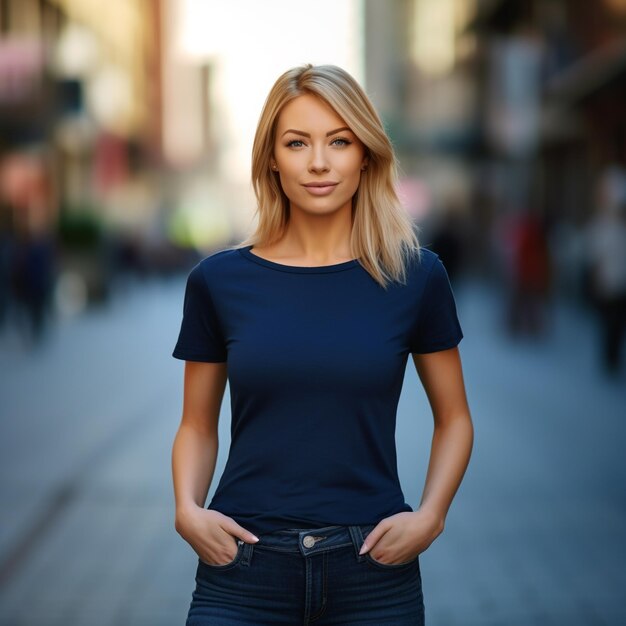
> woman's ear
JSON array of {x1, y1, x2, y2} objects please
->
[{"x1": 361, "y1": 151, "x2": 370, "y2": 171}]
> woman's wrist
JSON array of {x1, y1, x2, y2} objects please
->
[
  {"x1": 175, "y1": 501, "x2": 203, "y2": 530},
  {"x1": 415, "y1": 504, "x2": 446, "y2": 534}
]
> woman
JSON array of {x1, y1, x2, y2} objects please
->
[{"x1": 171, "y1": 63, "x2": 473, "y2": 625}]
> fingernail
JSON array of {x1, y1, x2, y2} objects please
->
[
  {"x1": 359, "y1": 542, "x2": 367, "y2": 555},
  {"x1": 252, "y1": 535, "x2": 259, "y2": 542}
]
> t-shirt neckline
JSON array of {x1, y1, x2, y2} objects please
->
[{"x1": 238, "y1": 245, "x2": 361, "y2": 274}]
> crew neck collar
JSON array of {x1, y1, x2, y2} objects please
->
[{"x1": 238, "y1": 245, "x2": 361, "y2": 274}]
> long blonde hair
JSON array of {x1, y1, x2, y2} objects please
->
[{"x1": 232, "y1": 63, "x2": 421, "y2": 288}]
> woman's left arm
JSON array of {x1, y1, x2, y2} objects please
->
[{"x1": 359, "y1": 346, "x2": 474, "y2": 564}]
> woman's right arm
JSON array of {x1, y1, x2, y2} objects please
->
[{"x1": 171, "y1": 361, "x2": 258, "y2": 565}]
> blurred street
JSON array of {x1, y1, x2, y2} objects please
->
[{"x1": 1, "y1": 273, "x2": 624, "y2": 626}]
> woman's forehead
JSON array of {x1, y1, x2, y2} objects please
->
[{"x1": 277, "y1": 95, "x2": 347, "y2": 131}]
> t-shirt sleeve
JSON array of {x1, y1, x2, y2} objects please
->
[
  {"x1": 172, "y1": 263, "x2": 227, "y2": 362},
  {"x1": 410, "y1": 256, "x2": 464, "y2": 354}
]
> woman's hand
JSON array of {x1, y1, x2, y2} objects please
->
[
  {"x1": 175, "y1": 506, "x2": 259, "y2": 565},
  {"x1": 358, "y1": 509, "x2": 445, "y2": 565}
]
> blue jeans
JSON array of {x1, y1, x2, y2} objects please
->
[{"x1": 185, "y1": 522, "x2": 425, "y2": 625}]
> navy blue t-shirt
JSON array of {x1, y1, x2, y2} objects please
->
[{"x1": 172, "y1": 244, "x2": 463, "y2": 537}]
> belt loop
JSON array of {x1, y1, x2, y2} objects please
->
[
  {"x1": 239, "y1": 540, "x2": 254, "y2": 567},
  {"x1": 348, "y1": 525, "x2": 366, "y2": 562}
]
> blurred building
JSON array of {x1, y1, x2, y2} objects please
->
[
  {"x1": 0, "y1": 0, "x2": 165, "y2": 318},
  {"x1": 465, "y1": 0, "x2": 626, "y2": 296},
  {"x1": 0, "y1": 0, "x2": 163, "y2": 201}
]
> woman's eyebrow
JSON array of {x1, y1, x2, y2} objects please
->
[{"x1": 281, "y1": 127, "x2": 352, "y2": 138}]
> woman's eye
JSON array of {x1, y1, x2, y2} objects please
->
[
  {"x1": 286, "y1": 140, "x2": 304, "y2": 148},
  {"x1": 332, "y1": 138, "x2": 352, "y2": 146}
]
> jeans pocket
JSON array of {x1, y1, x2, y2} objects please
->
[{"x1": 198, "y1": 539, "x2": 244, "y2": 570}]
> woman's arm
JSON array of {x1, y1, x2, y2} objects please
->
[
  {"x1": 412, "y1": 346, "x2": 474, "y2": 525},
  {"x1": 172, "y1": 361, "x2": 227, "y2": 518},
  {"x1": 172, "y1": 361, "x2": 259, "y2": 565},
  {"x1": 359, "y1": 347, "x2": 473, "y2": 564}
]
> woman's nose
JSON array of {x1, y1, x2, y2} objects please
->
[{"x1": 308, "y1": 146, "x2": 330, "y2": 172}]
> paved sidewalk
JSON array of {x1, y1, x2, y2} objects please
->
[{"x1": 0, "y1": 274, "x2": 624, "y2": 625}]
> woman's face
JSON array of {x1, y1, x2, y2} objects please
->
[{"x1": 272, "y1": 94, "x2": 369, "y2": 217}]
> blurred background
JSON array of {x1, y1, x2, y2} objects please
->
[{"x1": 1, "y1": 1, "x2": 625, "y2": 624}]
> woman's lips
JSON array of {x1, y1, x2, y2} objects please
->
[{"x1": 302, "y1": 183, "x2": 338, "y2": 196}]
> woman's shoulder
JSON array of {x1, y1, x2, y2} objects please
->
[
  {"x1": 415, "y1": 246, "x2": 438, "y2": 265},
  {"x1": 187, "y1": 247, "x2": 246, "y2": 290},
  {"x1": 405, "y1": 246, "x2": 440, "y2": 278},
  {"x1": 195, "y1": 246, "x2": 244, "y2": 271}
]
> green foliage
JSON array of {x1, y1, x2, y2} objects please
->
[{"x1": 57, "y1": 207, "x2": 104, "y2": 250}]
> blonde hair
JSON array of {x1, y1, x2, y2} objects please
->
[{"x1": 232, "y1": 63, "x2": 421, "y2": 288}]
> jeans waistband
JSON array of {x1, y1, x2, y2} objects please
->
[{"x1": 254, "y1": 523, "x2": 378, "y2": 559}]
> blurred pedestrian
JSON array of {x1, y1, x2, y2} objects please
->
[
  {"x1": 0, "y1": 150, "x2": 57, "y2": 345},
  {"x1": 584, "y1": 167, "x2": 626, "y2": 375},
  {"x1": 0, "y1": 202, "x2": 12, "y2": 331},
  {"x1": 430, "y1": 199, "x2": 466, "y2": 283},
  {"x1": 171, "y1": 64, "x2": 473, "y2": 625},
  {"x1": 10, "y1": 230, "x2": 55, "y2": 344},
  {"x1": 507, "y1": 207, "x2": 552, "y2": 337}
]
